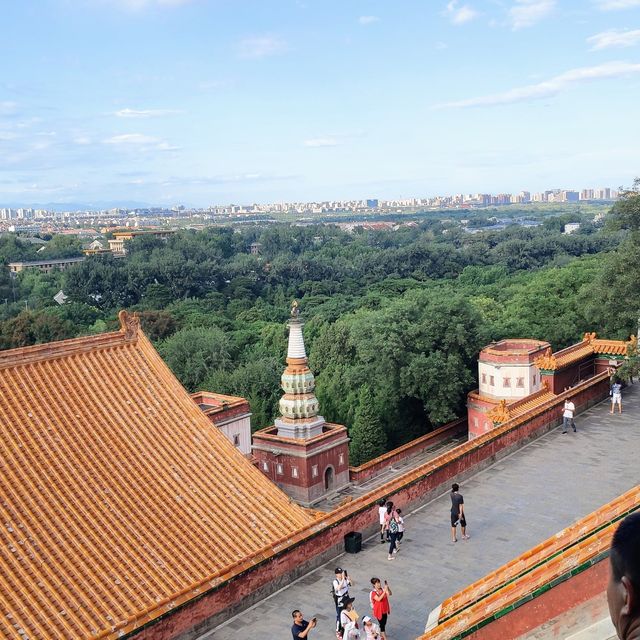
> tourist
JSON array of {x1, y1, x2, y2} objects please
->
[
  {"x1": 291, "y1": 610, "x2": 316, "y2": 639},
  {"x1": 450, "y1": 483, "x2": 469, "y2": 542},
  {"x1": 562, "y1": 398, "x2": 576, "y2": 433},
  {"x1": 378, "y1": 499, "x2": 387, "y2": 543},
  {"x1": 339, "y1": 595, "x2": 359, "y2": 639},
  {"x1": 333, "y1": 567, "x2": 353, "y2": 636},
  {"x1": 369, "y1": 577, "x2": 392, "y2": 640},
  {"x1": 611, "y1": 380, "x2": 623, "y2": 415},
  {"x1": 396, "y1": 508, "x2": 405, "y2": 546},
  {"x1": 383, "y1": 501, "x2": 400, "y2": 560},
  {"x1": 607, "y1": 512, "x2": 640, "y2": 640},
  {"x1": 362, "y1": 615, "x2": 381, "y2": 639}
]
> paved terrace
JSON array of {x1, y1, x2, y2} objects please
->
[{"x1": 206, "y1": 385, "x2": 640, "y2": 640}]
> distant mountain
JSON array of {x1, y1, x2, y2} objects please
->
[{"x1": 0, "y1": 200, "x2": 178, "y2": 212}]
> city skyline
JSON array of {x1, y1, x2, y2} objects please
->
[{"x1": 1, "y1": 0, "x2": 640, "y2": 205}]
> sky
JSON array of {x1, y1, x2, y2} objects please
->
[{"x1": 1, "y1": 0, "x2": 639, "y2": 207}]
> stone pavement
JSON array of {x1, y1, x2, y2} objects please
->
[{"x1": 205, "y1": 385, "x2": 640, "y2": 640}]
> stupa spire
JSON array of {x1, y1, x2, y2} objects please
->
[{"x1": 275, "y1": 301, "x2": 325, "y2": 439}]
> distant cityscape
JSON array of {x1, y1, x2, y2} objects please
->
[{"x1": 0, "y1": 186, "x2": 617, "y2": 233}]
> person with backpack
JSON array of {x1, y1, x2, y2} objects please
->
[
  {"x1": 333, "y1": 567, "x2": 352, "y2": 638},
  {"x1": 383, "y1": 501, "x2": 400, "y2": 560}
]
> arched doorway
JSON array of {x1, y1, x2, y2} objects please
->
[{"x1": 324, "y1": 466, "x2": 334, "y2": 491}]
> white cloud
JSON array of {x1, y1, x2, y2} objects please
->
[
  {"x1": 358, "y1": 15, "x2": 380, "y2": 25},
  {"x1": 435, "y1": 41, "x2": 449, "y2": 49},
  {"x1": 588, "y1": 28, "x2": 640, "y2": 49},
  {"x1": 98, "y1": 0, "x2": 194, "y2": 9},
  {"x1": 443, "y1": 1, "x2": 479, "y2": 25},
  {"x1": 595, "y1": 0, "x2": 640, "y2": 9},
  {"x1": 435, "y1": 61, "x2": 640, "y2": 108},
  {"x1": 304, "y1": 137, "x2": 340, "y2": 148},
  {"x1": 0, "y1": 101, "x2": 19, "y2": 116},
  {"x1": 103, "y1": 133, "x2": 179, "y2": 151},
  {"x1": 509, "y1": 0, "x2": 555, "y2": 30},
  {"x1": 237, "y1": 36, "x2": 287, "y2": 59},
  {"x1": 114, "y1": 108, "x2": 182, "y2": 118}
]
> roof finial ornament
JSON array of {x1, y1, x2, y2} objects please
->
[{"x1": 118, "y1": 310, "x2": 140, "y2": 341}]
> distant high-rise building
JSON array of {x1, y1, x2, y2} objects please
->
[
  {"x1": 366, "y1": 199, "x2": 379, "y2": 208},
  {"x1": 562, "y1": 191, "x2": 579, "y2": 203},
  {"x1": 594, "y1": 188, "x2": 612, "y2": 200}
]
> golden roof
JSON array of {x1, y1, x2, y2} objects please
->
[
  {"x1": 534, "y1": 333, "x2": 632, "y2": 370},
  {"x1": 0, "y1": 312, "x2": 313, "y2": 640}
]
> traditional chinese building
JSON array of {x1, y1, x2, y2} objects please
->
[
  {"x1": 0, "y1": 311, "x2": 314, "y2": 640},
  {"x1": 191, "y1": 390, "x2": 252, "y2": 455},
  {"x1": 252, "y1": 302, "x2": 350, "y2": 506},
  {"x1": 467, "y1": 333, "x2": 636, "y2": 439}
]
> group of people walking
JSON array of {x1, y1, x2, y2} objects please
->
[{"x1": 378, "y1": 500, "x2": 405, "y2": 560}]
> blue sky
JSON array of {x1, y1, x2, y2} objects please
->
[{"x1": 1, "y1": 0, "x2": 639, "y2": 207}]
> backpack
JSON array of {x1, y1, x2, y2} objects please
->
[{"x1": 389, "y1": 516, "x2": 399, "y2": 534}]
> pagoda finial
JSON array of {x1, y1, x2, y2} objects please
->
[{"x1": 275, "y1": 301, "x2": 325, "y2": 439}]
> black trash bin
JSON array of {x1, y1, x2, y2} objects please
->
[{"x1": 344, "y1": 531, "x2": 362, "y2": 554}]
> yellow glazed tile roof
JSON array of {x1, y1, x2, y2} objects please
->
[
  {"x1": 0, "y1": 312, "x2": 314, "y2": 640},
  {"x1": 591, "y1": 339, "x2": 628, "y2": 356},
  {"x1": 552, "y1": 336, "x2": 629, "y2": 369}
]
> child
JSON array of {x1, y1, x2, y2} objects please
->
[{"x1": 395, "y1": 509, "x2": 405, "y2": 546}]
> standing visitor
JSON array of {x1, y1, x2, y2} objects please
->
[
  {"x1": 291, "y1": 610, "x2": 316, "y2": 639},
  {"x1": 396, "y1": 509, "x2": 405, "y2": 546},
  {"x1": 370, "y1": 577, "x2": 392, "y2": 640},
  {"x1": 383, "y1": 502, "x2": 400, "y2": 560},
  {"x1": 339, "y1": 596, "x2": 359, "y2": 639},
  {"x1": 611, "y1": 380, "x2": 623, "y2": 414},
  {"x1": 607, "y1": 512, "x2": 640, "y2": 640},
  {"x1": 562, "y1": 398, "x2": 576, "y2": 433},
  {"x1": 362, "y1": 615, "x2": 381, "y2": 640},
  {"x1": 333, "y1": 567, "x2": 353, "y2": 637},
  {"x1": 450, "y1": 483, "x2": 469, "y2": 542},
  {"x1": 378, "y1": 499, "x2": 387, "y2": 543}
]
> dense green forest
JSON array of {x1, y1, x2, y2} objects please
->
[{"x1": 1, "y1": 188, "x2": 639, "y2": 464}]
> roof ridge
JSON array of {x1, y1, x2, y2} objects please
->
[{"x1": 0, "y1": 310, "x2": 139, "y2": 370}]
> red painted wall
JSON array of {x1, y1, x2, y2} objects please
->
[
  {"x1": 465, "y1": 559, "x2": 608, "y2": 640},
  {"x1": 349, "y1": 418, "x2": 468, "y2": 484}
]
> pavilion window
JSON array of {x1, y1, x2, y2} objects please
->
[
  {"x1": 516, "y1": 377, "x2": 525, "y2": 388},
  {"x1": 291, "y1": 467, "x2": 298, "y2": 478},
  {"x1": 489, "y1": 375, "x2": 495, "y2": 386},
  {"x1": 276, "y1": 463, "x2": 283, "y2": 475},
  {"x1": 481, "y1": 373, "x2": 487, "y2": 384},
  {"x1": 503, "y1": 377, "x2": 511, "y2": 388}
]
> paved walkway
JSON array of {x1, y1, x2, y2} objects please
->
[{"x1": 206, "y1": 385, "x2": 640, "y2": 640}]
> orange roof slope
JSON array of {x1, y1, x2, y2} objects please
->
[{"x1": 0, "y1": 312, "x2": 314, "y2": 640}]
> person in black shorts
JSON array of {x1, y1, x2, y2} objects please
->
[{"x1": 450, "y1": 483, "x2": 469, "y2": 542}]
